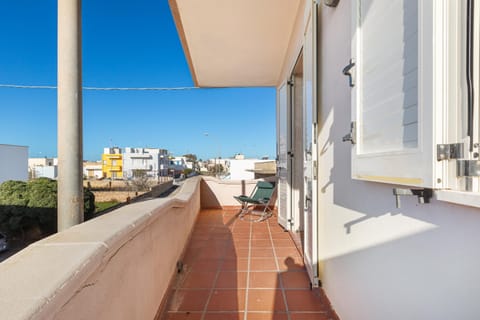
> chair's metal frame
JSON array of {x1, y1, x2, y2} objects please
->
[{"x1": 234, "y1": 182, "x2": 276, "y2": 222}]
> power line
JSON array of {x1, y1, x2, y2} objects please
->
[{"x1": 0, "y1": 84, "x2": 200, "y2": 91}]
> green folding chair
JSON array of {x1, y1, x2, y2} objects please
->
[{"x1": 234, "y1": 181, "x2": 276, "y2": 222}]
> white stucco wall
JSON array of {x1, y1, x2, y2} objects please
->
[
  {"x1": 0, "y1": 144, "x2": 28, "y2": 183},
  {"x1": 310, "y1": 2, "x2": 480, "y2": 319},
  {"x1": 229, "y1": 159, "x2": 256, "y2": 180},
  {"x1": 33, "y1": 166, "x2": 58, "y2": 179}
]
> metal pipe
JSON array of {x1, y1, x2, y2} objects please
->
[{"x1": 466, "y1": 0, "x2": 475, "y2": 152}]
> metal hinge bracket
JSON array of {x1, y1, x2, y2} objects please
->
[
  {"x1": 342, "y1": 121, "x2": 356, "y2": 144},
  {"x1": 393, "y1": 188, "x2": 433, "y2": 209},
  {"x1": 437, "y1": 143, "x2": 464, "y2": 161},
  {"x1": 342, "y1": 58, "x2": 355, "y2": 87},
  {"x1": 457, "y1": 160, "x2": 480, "y2": 177},
  {"x1": 323, "y1": 0, "x2": 339, "y2": 7}
]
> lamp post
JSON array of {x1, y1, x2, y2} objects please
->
[{"x1": 204, "y1": 132, "x2": 221, "y2": 178}]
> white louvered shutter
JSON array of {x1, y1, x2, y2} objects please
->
[{"x1": 349, "y1": 0, "x2": 446, "y2": 188}]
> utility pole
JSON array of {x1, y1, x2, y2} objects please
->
[{"x1": 57, "y1": 0, "x2": 84, "y2": 231}]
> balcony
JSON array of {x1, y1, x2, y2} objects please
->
[
  {"x1": 129, "y1": 154, "x2": 153, "y2": 159},
  {"x1": 106, "y1": 166, "x2": 123, "y2": 172},
  {"x1": 104, "y1": 155, "x2": 122, "y2": 159},
  {"x1": 130, "y1": 164, "x2": 153, "y2": 171},
  {"x1": 0, "y1": 177, "x2": 337, "y2": 319}
]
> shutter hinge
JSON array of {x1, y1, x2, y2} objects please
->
[
  {"x1": 342, "y1": 121, "x2": 356, "y2": 144},
  {"x1": 313, "y1": 160, "x2": 317, "y2": 180},
  {"x1": 287, "y1": 79, "x2": 295, "y2": 86},
  {"x1": 437, "y1": 143, "x2": 464, "y2": 161},
  {"x1": 323, "y1": 0, "x2": 340, "y2": 7},
  {"x1": 457, "y1": 160, "x2": 480, "y2": 177},
  {"x1": 342, "y1": 58, "x2": 355, "y2": 87}
]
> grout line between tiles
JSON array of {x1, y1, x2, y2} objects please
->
[
  {"x1": 268, "y1": 218, "x2": 292, "y2": 320},
  {"x1": 199, "y1": 211, "x2": 229, "y2": 320},
  {"x1": 243, "y1": 218, "x2": 253, "y2": 320}
]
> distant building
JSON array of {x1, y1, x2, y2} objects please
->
[
  {"x1": 28, "y1": 157, "x2": 54, "y2": 168},
  {"x1": 102, "y1": 147, "x2": 123, "y2": 179},
  {"x1": 0, "y1": 144, "x2": 28, "y2": 183},
  {"x1": 28, "y1": 157, "x2": 57, "y2": 179},
  {"x1": 83, "y1": 161, "x2": 103, "y2": 179},
  {"x1": 250, "y1": 160, "x2": 276, "y2": 179},
  {"x1": 228, "y1": 159, "x2": 274, "y2": 180},
  {"x1": 123, "y1": 147, "x2": 169, "y2": 179}
]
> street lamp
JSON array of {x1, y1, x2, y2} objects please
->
[{"x1": 204, "y1": 132, "x2": 221, "y2": 178}]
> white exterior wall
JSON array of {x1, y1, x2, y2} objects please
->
[
  {"x1": 83, "y1": 164, "x2": 103, "y2": 179},
  {"x1": 28, "y1": 157, "x2": 54, "y2": 169},
  {"x1": 0, "y1": 144, "x2": 28, "y2": 184},
  {"x1": 229, "y1": 159, "x2": 273, "y2": 180},
  {"x1": 33, "y1": 166, "x2": 58, "y2": 179},
  {"x1": 278, "y1": 2, "x2": 480, "y2": 319},
  {"x1": 229, "y1": 159, "x2": 256, "y2": 180}
]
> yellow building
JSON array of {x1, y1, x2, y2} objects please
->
[{"x1": 101, "y1": 147, "x2": 123, "y2": 179}]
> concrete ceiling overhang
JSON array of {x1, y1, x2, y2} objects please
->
[{"x1": 169, "y1": 0, "x2": 302, "y2": 88}]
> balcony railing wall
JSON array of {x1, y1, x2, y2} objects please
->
[
  {"x1": 200, "y1": 176, "x2": 269, "y2": 208},
  {"x1": 0, "y1": 177, "x2": 201, "y2": 320}
]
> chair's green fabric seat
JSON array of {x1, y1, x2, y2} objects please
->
[
  {"x1": 234, "y1": 182, "x2": 275, "y2": 204},
  {"x1": 234, "y1": 181, "x2": 276, "y2": 222}
]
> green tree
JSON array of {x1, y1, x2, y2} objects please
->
[
  {"x1": 183, "y1": 154, "x2": 197, "y2": 162},
  {"x1": 0, "y1": 179, "x2": 96, "y2": 237}
]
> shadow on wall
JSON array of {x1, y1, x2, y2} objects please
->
[
  {"x1": 323, "y1": 216, "x2": 480, "y2": 320},
  {"x1": 317, "y1": 0, "x2": 415, "y2": 231},
  {"x1": 316, "y1": 3, "x2": 480, "y2": 317},
  {"x1": 200, "y1": 179, "x2": 222, "y2": 209}
]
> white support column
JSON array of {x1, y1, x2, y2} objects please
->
[{"x1": 57, "y1": 0, "x2": 83, "y2": 231}]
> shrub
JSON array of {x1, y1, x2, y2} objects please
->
[
  {"x1": 0, "y1": 179, "x2": 96, "y2": 236},
  {"x1": 84, "y1": 188, "x2": 95, "y2": 220},
  {"x1": 26, "y1": 178, "x2": 57, "y2": 232},
  {"x1": 0, "y1": 181, "x2": 32, "y2": 236}
]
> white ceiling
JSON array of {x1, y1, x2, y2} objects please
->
[{"x1": 170, "y1": 0, "x2": 302, "y2": 87}]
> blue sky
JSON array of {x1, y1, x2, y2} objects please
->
[{"x1": 0, "y1": 0, "x2": 276, "y2": 161}]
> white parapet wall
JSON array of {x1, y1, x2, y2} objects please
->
[
  {"x1": 200, "y1": 176, "x2": 277, "y2": 208},
  {"x1": 0, "y1": 177, "x2": 201, "y2": 320}
]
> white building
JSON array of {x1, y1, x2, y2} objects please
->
[
  {"x1": 226, "y1": 159, "x2": 275, "y2": 180},
  {"x1": 32, "y1": 165, "x2": 57, "y2": 180},
  {"x1": 0, "y1": 144, "x2": 28, "y2": 183},
  {"x1": 123, "y1": 147, "x2": 169, "y2": 179},
  {"x1": 83, "y1": 161, "x2": 103, "y2": 179},
  {"x1": 172, "y1": 1, "x2": 480, "y2": 319},
  {"x1": 28, "y1": 157, "x2": 57, "y2": 179}
]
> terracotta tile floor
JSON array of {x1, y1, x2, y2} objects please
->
[{"x1": 161, "y1": 209, "x2": 338, "y2": 320}]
